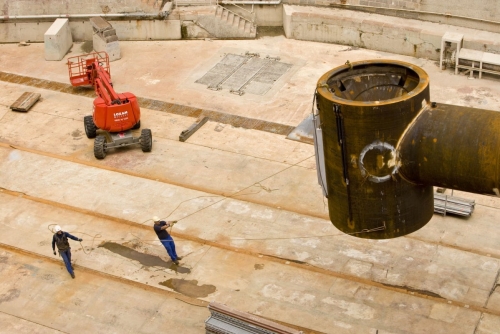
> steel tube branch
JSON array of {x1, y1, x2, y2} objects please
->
[{"x1": 399, "y1": 103, "x2": 500, "y2": 195}]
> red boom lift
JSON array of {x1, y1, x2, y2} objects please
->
[{"x1": 67, "y1": 51, "x2": 152, "y2": 159}]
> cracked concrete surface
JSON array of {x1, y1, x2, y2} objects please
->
[{"x1": 1, "y1": 36, "x2": 500, "y2": 333}]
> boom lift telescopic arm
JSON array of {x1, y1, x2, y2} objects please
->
[
  {"x1": 91, "y1": 62, "x2": 123, "y2": 105},
  {"x1": 67, "y1": 51, "x2": 140, "y2": 133}
]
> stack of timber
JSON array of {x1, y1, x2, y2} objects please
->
[{"x1": 434, "y1": 193, "x2": 475, "y2": 217}]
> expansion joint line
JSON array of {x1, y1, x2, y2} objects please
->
[
  {"x1": 3, "y1": 187, "x2": 500, "y2": 317},
  {"x1": 0, "y1": 309, "x2": 68, "y2": 333},
  {"x1": 486, "y1": 269, "x2": 500, "y2": 308}
]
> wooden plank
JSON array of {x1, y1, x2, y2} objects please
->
[
  {"x1": 10, "y1": 92, "x2": 41, "y2": 112},
  {"x1": 179, "y1": 116, "x2": 209, "y2": 142}
]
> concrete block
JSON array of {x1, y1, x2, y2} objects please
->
[
  {"x1": 283, "y1": 5, "x2": 294, "y2": 38},
  {"x1": 105, "y1": 35, "x2": 119, "y2": 43},
  {"x1": 93, "y1": 36, "x2": 121, "y2": 61},
  {"x1": 161, "y1": 1, "x2": 173, "y2": 16},
  {"x1": 103, "y1": 29, "x2": 117, "y2": 37},
  {"x1": 44, "y1": 19, "x2": 73, "y2": 61},
  {"x1": 90, "y1": 16, "x2": 112, "y2": 33},
  {"x1": 181, "y1": 21, "x2": 212, "y2": 39}
]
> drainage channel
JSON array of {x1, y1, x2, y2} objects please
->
[{"x1": 0, "y1": 71, "x2": 294, "y2": 136}]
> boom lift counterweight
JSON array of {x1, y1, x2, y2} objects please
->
[{"x1": 67, "y1": 51, "x2": 152, "y2": 159}]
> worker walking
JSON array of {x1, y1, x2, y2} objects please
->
[
  {"x1": 52, "y1": 225, "x2": 82, "y2": 279},
  {"x1": 153, "y1": 216, "x2": 182, "y2": 265}
]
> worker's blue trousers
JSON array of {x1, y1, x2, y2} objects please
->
[
  {"x1": 60, "y1": 249, "x2": 74, "y2": 276},
  {"x1": 160, "y1": 235, "x2": 178, "y2": 262}
]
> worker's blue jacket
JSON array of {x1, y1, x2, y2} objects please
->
[{"x1": 52, "y1": 232, "x2": 79, "y2": 252}]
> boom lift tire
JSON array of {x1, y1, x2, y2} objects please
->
[
  {"x1": 84, "y1": 115, "x2": 98, "y2": 139},
  {"x1": 94, "y1": 135, "x2": 107, "y2": 159},
  {"x1": 132, "y1": 121, "x2": 141, "y2": 130},
  {"x1": 140, "y1": 129, "x2": 152, "y2": 152}
]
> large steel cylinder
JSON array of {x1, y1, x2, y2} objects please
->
[
  {"x1": 316, "y1": 60, "x2": 433, "y2": 239},
  {"x1": 315, "y1": 59, "x2": 500, "y2": 239}
]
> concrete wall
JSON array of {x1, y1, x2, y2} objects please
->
[
  {"x1": 2, "y1": 0, "x2": 499, "y2": 23},
  {"x1": 0, "y1": 19, "x2": 181, "y2": 43},
  {"x1": 225, "y1": 4, "x2": 284, "y2": 26},
  {"x1": 283, "y1": 5, "x2": 500, "y2": 61},
  {"x1": 0, "y1": 0, "x2": 161, "y2": 16},
  {"x1": 280, "y1": 0, "x2": 500, "y2": 22},
  {"x1": 286, "y1": 0, "x2": 420, "y2": 10},
  {"x1": 420, "y1": 0, "x2": 500, "y2": 21}
]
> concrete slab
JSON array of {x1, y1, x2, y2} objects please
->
[
  {"x1": 0, "y1": 249, "x2": 209, "y2": 333},
  {"x1": 2, "y1": 34, "x2": 500, "y2": 333}
]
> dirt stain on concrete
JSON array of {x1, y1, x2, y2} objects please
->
[
  {"x1": 0, "y1": 288, "x2": 20, "y2": 304},
  {"x1": 80, "y1": 41, "x2": 93, "y2": 53},
  {"x1": 257, "y1": 26, "x2": 285, "y2": 39},
  {"x1": 99, "y1": 242, "x2": 191, "y2": 273},
  {"x1": 159, "y1": 279, "x2": 216, "y2": 298},
  {"x1": 71, "y1": 129, "x2": 83, "y2": 138}
]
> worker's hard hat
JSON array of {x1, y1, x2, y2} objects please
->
[
  {"x1": 153, "y1": 216, "x2": 160, "y2": 222},
  {"x1": 54, "y1": 225, "x2": 62, "y2": 232}
]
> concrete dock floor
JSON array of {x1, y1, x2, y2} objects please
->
[{"x1": 1, "y1": 34, "x2": 500, "y2": 334}]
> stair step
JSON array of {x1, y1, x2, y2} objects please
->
[
  {"x1": 212, "y1": 5, "x2": 256, "y2": 38},
  {"x1": 215, "y1": 6, "x2": 223, "y2": 17},
  {"x1": 238, "y1": 18, "x2": 245, "y2": 30},
  {"x1": 233, "y1": 16, "x2": 240, "y2": 28}
]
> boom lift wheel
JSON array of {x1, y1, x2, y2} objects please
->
[
  {"x1": 132, "y1": 120, "x2": 141, "y2": 130},
  {"x1": 94, "y1": 135, "x2": 107, "y2": 159},
  {"x1": 84, "y1": 115, "x2": 97, "y2": 138},
  {"x1": 140, "y1": 129, "x2": 152, "y2": 152}
]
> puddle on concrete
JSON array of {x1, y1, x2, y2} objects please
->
[
  {"x1": 254, "y1": 264, "x2": 264, "y2": 270},
  {"x1": 99, "y1": 242, "x2": 191, "y2": 273},
  {"x1": 80, "y1": 41, "x2": 93, "y2": 53},
  {"x1": 159, "y1": 278, "x2": 216, "y2": 298},
  {"x1": 0, "y1": 288, "x2": 20, "y2": 303}
]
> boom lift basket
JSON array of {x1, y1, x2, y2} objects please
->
[{"x1": 67, "y1": 51, "x2": 110, "y2": 87}]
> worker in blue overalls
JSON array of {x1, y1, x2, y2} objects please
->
[
  {"x1": 153, "y1": 216, "x2": 182, "y2": 265},
  {"x1": 52, "y1": 225, "x2": 82, "y2": 279}
]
